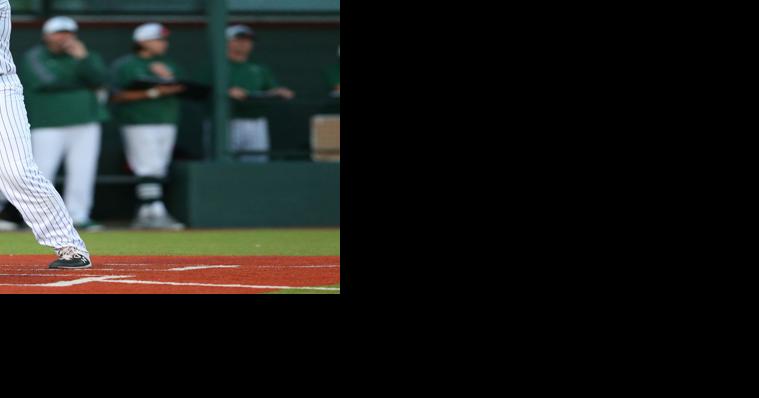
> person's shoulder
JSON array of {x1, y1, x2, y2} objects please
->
[
  {"x1": 111, "y1": 53, "x2": 136, "y2": 69},
  {"x1": 23, "y1": 45, "x2": 45, "y2": 59}
]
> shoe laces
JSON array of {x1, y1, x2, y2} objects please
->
[{"x1": 56, "y1": 247, "x2": 86, "y2": 261}]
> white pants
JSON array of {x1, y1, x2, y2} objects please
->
[
  {"x1": 31, "y1": 123, "x2": 101, "y2": 224},
  {"x1": 230, "y1": 118, "x2": 269, "y2": 162},
  {"x1": 0, "y1": 76, "x2": 87, "y2": 254},
  {"x1": 121, "y1": 124, "x2": 177, "y2": 177}
]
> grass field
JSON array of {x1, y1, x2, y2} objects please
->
[{"x1": 0, "y1": 229, "x2": 340, "y2": 294}]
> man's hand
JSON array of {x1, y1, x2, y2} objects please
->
[
  {"x1": 267, "y1": 87, "x2": 296, "y2": 100},
  {"x1": 62, "y1": 39, "x2": 88, "y2": 60},
  {"x1": 150, "y1": 62, "x2": 175, "y2": 80},
  {"x1": 229, "y1": 87, "x2": 249, "y2": 101}
]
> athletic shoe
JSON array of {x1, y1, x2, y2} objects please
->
[
  {"x1": 74, "y1": 219, "x2": 105, "y2": 232},
  {"x1": 131, "y1": 214, "x2": 185, "y2": 230},
  {"x1": 151, "y1": 214, "x2": 185, "y2": 230},
  {"x1": 49, "y1": 247, "x2": 92, "y2": 269},
  {"x1": 0, "y1": 219, "x2": 18, "y2": 231}
]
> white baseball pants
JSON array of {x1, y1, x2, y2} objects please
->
[
  {"x1": 121, "y1": 124, "x2": 177, "y2": 177},
  {"x1": 31, "y1": 122, "x2": 101, "y2": 224},
  {"x1": 0, "y1": 76, "x2": 88, "y2": 254},
  {"x1": 230, "y1": 118, "x2": 270, "y2": 162}
]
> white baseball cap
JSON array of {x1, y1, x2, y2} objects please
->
[
  {"x1": 226, "y1": 25, "x2": 256, "y2": 40},
  {"x1": 133, "y1": 23, "x2": 170, "y2": 42},
  {"x1": 42, "y1": 16, "x2": 78, "y2": 35}
]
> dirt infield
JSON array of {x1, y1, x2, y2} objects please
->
[{"x1": 0, "y1": 255, "x2": 340, "y2": 294}]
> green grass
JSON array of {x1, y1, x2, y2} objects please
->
[
  {"x1": 0, "y1": 229, "x2": 340, "y2": 256},
  {"x1": 267, "y1": 284, "x2": 341, "y2": 294}
]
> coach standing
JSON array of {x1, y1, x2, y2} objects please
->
[
  {"x1": 20, "y1": 16, "x2": 109, "y2": 231},
  {"x1": 110, "y1": 23, "x2": 186, "y2": 230},
  {"x1": 223, "y1": 25, "x2": 295, "y2": 162}
]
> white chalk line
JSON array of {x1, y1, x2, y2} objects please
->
[
  {"x1": 0, "y1": 276, "x2": 132, "y2": 287},
  {"x1": 168, "y1": 265, "x2": 240, "y2": 271},
  {"x1": 98, "y1": 279, "x2": 340, "y2": 291},
  {"x1": 0, "y1": 275, "x2": 339, "y2": 291},
  {"x1": 0, "y1": 263, "x2": 340, "y2": 290},
  {"x1": 0, "y1": 273, "x2": 115, "y2": 277},
  {"x1": 1, "y1": 265, "x2": 339, "y2": 272}
]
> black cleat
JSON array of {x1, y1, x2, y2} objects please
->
[{"x1": 49, "y1": 247, "x2": 92, "y2": 269}]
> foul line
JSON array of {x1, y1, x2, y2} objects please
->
[
  {"x1": 98, "y1": 279, "x2": 340, "y2": 291},
  {"x1": 168, "y1": 265, "x2": 241, "y2": 271},
  {"x1": 0, "y1": 276, "x2": 131, "y2": 287}
]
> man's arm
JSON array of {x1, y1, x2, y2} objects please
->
[
  {"x1": 76, "y1": 52, "x2": 109, "y2": 87},
  {"x1": 110, "y1": 84, "x2": 186, "y2": 103},
  {"x1": 21, "y1": 48, "x2": 81, "y2": 92}
]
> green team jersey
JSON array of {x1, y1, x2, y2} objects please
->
[
  {"x1": 110, "y1": 54, "x2": 183, "y2": 125},
  {"x1": 20, "y1": 45, "x2": 109, "y2": 129},
  {"x1": 198, "y1": 59, "x2": 280, "y2": 119}
]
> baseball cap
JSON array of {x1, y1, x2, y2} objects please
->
[
  {"x1": 42, "y1": 16, "x2": 78, "y2": 34},
  {"x1": 226, "y1": 25, "x2": 256, "y2": 40},
  {"x1": 133, "y1": 23, "x2": 170, "y2": 42}
]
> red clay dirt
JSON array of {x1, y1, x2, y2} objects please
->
[{"x1": 0, "y1": 255, "x2": 340, "y2": 294}]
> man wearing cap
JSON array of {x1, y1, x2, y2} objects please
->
[
  {"x1": 110, "y1": 23, "x2": 186, "y2": 230},
  {"x1": 211, "y1": 24, "x2": 295, "y2": 162},
  {"x1": 0, "y1": 16, "x2": 109, "y2": 232}
]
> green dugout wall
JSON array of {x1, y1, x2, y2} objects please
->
[{"x1": 8, "y1": 22, "x2": 340, "y2": 226}]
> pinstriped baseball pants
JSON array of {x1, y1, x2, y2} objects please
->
[{"x1": 0, "y1": 74, "x2": 88, "y2": 255}]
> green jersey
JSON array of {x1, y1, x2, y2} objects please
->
[
  {"x1": 110, "y1": 54, "x2": 183, "y2": 125},
  {"x1": 198, "y1": 59, "x2": 280, "y2": 119},
  {"x1": 20, "y1": 45, "x2": 109, "y2": 129}
]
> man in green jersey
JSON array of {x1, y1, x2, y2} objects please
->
[
  {"x1": 223, "y1": 25, "x2": 295, "y2": 162},
  {"x1": 110, "y1": 23, "x2": 186, "y2": 230}
]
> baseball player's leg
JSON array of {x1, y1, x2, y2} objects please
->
[
  {"x1": 0, "y1": 87, "x2": 89, "y2": 262},
  {"x1": 231, "y1": 118, "x2": 270, "y2": 162},
  {"x1": 155, "y1": 124, "x2": 177, "y2": 176},
  {"x1": 122, "y1": 124, "x2": 183, "y2": 229},
  {"x1": 62, "y1": 123, "x2": 101, "y2": 224},
  {"x1": 30, "y1": 126, "x2": 66, "y2": 186}
]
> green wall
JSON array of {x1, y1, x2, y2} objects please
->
[{"x1": 168, "y1": 161, "x2": 340, "y2": 227}]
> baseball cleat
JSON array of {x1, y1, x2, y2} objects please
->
[
  {"x1": 49, "y1": 247, "x2": 92, "y2": 269},
  {"x1": 131, "y1": 214, "x2": 185, "y2": 230}
]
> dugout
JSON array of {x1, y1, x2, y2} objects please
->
[{"x1": 7, "y1": 0, "x2": 340, "y2": 227}]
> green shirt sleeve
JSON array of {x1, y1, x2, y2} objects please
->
[
  {"x1": 22, "y1": 47, "x2": 80, "y2": 92},
  {"x1": 76, "y1": 52, "x2": 108, "y2": 87},
  {"x1": 260, "y1": 66, "x2": 279, "y2": 90}
]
